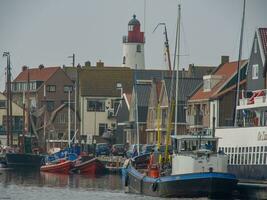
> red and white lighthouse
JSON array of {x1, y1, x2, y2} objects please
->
[{"x1": 122, "y1": 14, "x2": 145, "y2": 69}]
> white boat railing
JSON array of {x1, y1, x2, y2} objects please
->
[{"x1": 238, "y1": 89, "x2": 267, "y2": 109}]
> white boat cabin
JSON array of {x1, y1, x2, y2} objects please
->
[{"x1": 171, "y1": 135, "x2": 228, "y2": 175}]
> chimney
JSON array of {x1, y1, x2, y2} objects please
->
[
  {"x1": 221, "y1": 56, "x2": 229, "y2": 65},
  {"x1": 85, "y1": 61, "x2": 91, "y2": 67},
  {"x1": 39, "y1": 64, "x2": 44, "y2": 69},
  {"x1": 96, "y1": 60, "x2": 104, "y2": 68},
  {"x1": 22, "y1": 65, "x2": 28, "y2": 71}
]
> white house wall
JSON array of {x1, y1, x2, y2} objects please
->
[
  {"x1": 0, "y1": 94, "x2": 23, "y2": 126},
  {"x1": 80, "y1": 96, "x2": 117, "y2": 144}
]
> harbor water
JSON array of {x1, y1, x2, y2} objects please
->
[{"x1": 0, "y1": 169, "x2": 207, "y2": 200}]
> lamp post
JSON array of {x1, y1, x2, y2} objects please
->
[
  {"x1": 116, "y1": 83, "x2": 123, "y2": 111},
  {"x1": 116, "y1": 83, "x2": 123, "y2": 143}
]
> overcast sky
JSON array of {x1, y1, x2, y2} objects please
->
[{"x1": 0, "y1": 0, "x2": 267, "y2": 90}]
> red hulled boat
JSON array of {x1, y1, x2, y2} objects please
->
[
  {"x1": 73, "y1": 158, "x2": 105, "y2": 175},
  {"x1": 41, "y1": 160, "x2": 73, "y2": 174}
]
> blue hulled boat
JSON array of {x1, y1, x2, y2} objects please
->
[{"x1": 123, "y1": 135, "x2": 238, "y2": 198}]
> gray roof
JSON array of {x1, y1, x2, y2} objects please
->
[
  {"x1": 165, "y1": 77, "x2": 203, "y2": 101},
  {"x1": 164, "y1": 77, "x2": 203, "y2": 123},
  {"x1": 135, "y1": 83, "x2": 151, "y2": 122}
]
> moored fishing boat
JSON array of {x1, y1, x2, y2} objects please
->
[
  {"x1": 123, "y1": 135, "x2": 238, "y2": 198},
  {"x1": 72, "y1": 157, "x2": 105, "y2": 175},
  {"x1": 41, "y1": 159, "x2": 73, "y2": 174},
  {"x1": 5, "y1": 152, "x2": 44, "y2": 168}
]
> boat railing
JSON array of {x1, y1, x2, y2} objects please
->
[{"x1": 238, "y1": 89, "x2": 267, "y2": 109}]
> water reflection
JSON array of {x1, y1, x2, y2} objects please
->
[
  {"x1": 0, "y1": 169, "x2": 207, "y2": 200},
  {"x1": 0, "y1": 169, "x2": 122, "y2": 192}
]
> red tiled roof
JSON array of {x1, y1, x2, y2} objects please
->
[
  {"x1": 190, "y1": 60, "x2": 246, "y2": 101},
  {"x1": 14, "y1": 67, "x2": 60, "y2": 82},
  {"x1": 259, "y1": 28, "x2": 267, "y2": 58}
]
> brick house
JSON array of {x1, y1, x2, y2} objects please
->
[
  {"x1": 187, "y1": 58, "x2": 248, "y2": 133},
  {"x1": 12, "y1": 65, "x2": 78, "y2": 149}
]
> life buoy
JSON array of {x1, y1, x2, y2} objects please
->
[{"x1": 151, "y1": 181, "x2": 158, "y2": 192}]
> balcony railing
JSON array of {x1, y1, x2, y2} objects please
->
[{"x1": 238, "y1": 89, "x2": 267, "y2": 109}]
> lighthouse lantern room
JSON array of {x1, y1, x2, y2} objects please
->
[{"x1": 122, "y1": 14, "x2": 145, "y2": 69}]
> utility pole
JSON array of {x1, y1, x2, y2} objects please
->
[
  {"x1": 134, "y1": 64, "x2": 140, "y2": 154},
  {"x1": 68, "y1": 53, "x2": 75, "y2": 67}
]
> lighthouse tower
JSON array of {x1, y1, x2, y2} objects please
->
[{"x1": 122, "y1": 15, "x2": 145, "y2": 69}]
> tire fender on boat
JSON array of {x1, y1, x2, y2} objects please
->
[
  {"x1": 151, "y1": 181, "x2": 158, "y2": 192},
  {"x1": 124, "y1": 175, "x2": 129, "y2": 187}
]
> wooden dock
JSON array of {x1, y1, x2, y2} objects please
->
[{"x1": 236, "y1": 180, "x2": 267, "y2": 199}]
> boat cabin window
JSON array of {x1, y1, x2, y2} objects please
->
[{"x1": 177, "y1": 137, "x2": 217, "y2": 153}]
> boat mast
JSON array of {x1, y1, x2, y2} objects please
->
[
  {"x1": 68, "y1": 89, "x2": 71, "y2": 148},
  {"x1": 153, "y1": 22, "x2": 174, "y2": 161},
  {"x1": 43, "y1": 84, "x2": 47, "y2": 152},
  {"x1": 174, "y1": 4, "x2": 181, "y2": 136},
  {"x1": 3, "y1": 52, "x2": 12, "y2": 146},
  {"x1": 233, "y1": 0, "x2": 246, "y2": 127}
]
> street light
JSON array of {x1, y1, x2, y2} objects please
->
[{"x1": 116, "y1": 83, "x2": 123, "y2": 111}]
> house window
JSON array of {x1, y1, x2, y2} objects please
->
[
  {"x1": 136, "y1": 44, "x2": 141, "y2": 52},
  {"x1": 47, "y1": 85, "x2": 56, "y2": 92},
  {"x1": 123, "y1": 56, "x2": 126, "y2": 64},
  {"x1": 252, "y1": 64, "x2": 259, "y2": 80},
  {"x1": 58, "y1": 132, "x2": 64, "y2": 140},
  {"x1": 87, "y1": 99, "x2": 105, "y2": 112},
  {"x1": 46, "y1": 101, "x2": 55, "y2": 112},
  {"x1": 254, "y1": 37, "x2": 258, "y2": 54},
  {"x1": 30, "y1": 82, "x2": 37, "y2": 90},
  {"x1": 64, "y1": 85, "x2": 73, "y2": 93},
  {"x1": 0, "y1": 100, "x2": 6, "y2": 109},
  {"x1": 99, "y1": 123, "x2": 108, "y2": 136}
]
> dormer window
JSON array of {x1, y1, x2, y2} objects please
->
[
  {"x1": 203, "y1": 75, "x2": 222, "y2": 92},
  {"x1": 203, "y1": 79, "x2": 211, "y2": 91}
]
